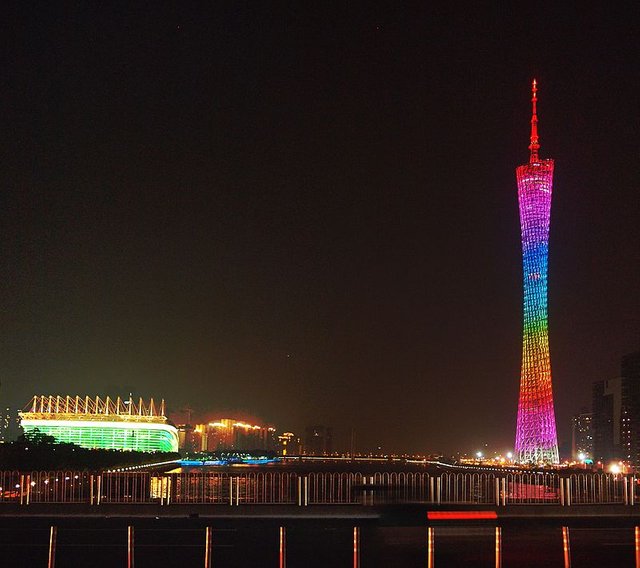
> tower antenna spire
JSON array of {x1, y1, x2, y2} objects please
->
[{"x1": 529, "y1": 79, "x2": 540, "y2": 163}]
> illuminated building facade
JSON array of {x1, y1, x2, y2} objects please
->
[
  {"x1": 514, "y1": 80, "x2": 560, "y2": 464},
  {"x1": 194, "y1": 419, "x2": 277, "y2": 452},
  {"x1": 278, "y1": 432, "x2": 302, "y2": 456},
  {"x1": 19, "y1": 395, "x2": 179, "y2": 453}
]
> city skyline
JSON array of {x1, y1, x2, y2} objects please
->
[
  {"x1": 5, "y1": 349, "x2": 640, "y2": 460},
  {"x1": 1, "y1": 5, "x2": 637, "y2": 454}
]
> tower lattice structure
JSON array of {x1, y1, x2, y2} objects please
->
[{"x1": 514, "y1": 80, "x2": 559, "y2": 464}]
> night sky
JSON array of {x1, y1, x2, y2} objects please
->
[{"x1": 1, "y1": 4, "x2": 638, "y2": 455}]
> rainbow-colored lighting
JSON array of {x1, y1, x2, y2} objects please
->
[{"x1": 514, "y1": 80, "x2": 559, "y2": 464}]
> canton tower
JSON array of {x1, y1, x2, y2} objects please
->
[{"x1": 514, "y1": 80, "x2": 559, "y2": 464}]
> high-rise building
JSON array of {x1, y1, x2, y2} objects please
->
[
  {"x1": 0, "y1": 407, "x2": 20, "y2": 443},
  {"x1": 571, "y1": 410, "x2": 593, "y2": 460},
  {"x1": 514, "y1": 80, "x2": 560, "y2": 464},
  {"x1": 176, "y1": 424, "x2": 197, "y2": 452},
  {"x1": 622, "y1": 351, "x2": 640, "y2": 382},
  {"x1": 167, "y1": 407, "x2": 199, "y2": 452},
  {"x1": 592, "y1": 350, "x2": 640, "y2": 465},
  {"x1": 304, "y1": 425, "x2": 333, "y2": 456},
  {"x1": 592, "y1": 378, "x2": 623, "y2": 463}
]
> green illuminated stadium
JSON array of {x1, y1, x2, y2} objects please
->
[{"x1": 19, "y1": 395, "x2": 179, "y2": 453}]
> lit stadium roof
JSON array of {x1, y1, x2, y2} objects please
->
[{"x1": 20, "y1": 395, "x2": 169, "y2": 424}]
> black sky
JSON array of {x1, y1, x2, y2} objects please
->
[{"x1": 1, "y1": 4, "x2": 638, "y2": 454}]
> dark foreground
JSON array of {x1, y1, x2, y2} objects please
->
[
  {"x1": 0, "y1": 521, "x2": 635, "y2": 567},
  {"x1": 2, "y1": 505, "x2": 639, "y2": 567}
]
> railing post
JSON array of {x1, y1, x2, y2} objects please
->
[
  {"x1": 26, "y1": 474, "x2": 31, "y2": 505},
  {"x1": 369, "y1": 476, "x2": 374, "y2": 506},
  {"x1": 304, "y1": 476, "x2": 308, "y2": 506},
  {"x1": 429, "y1": 477, "x2": 434, "y2": 504},
  {"x1": 625, "y1": 477, "x2": 630, "y2": 506},
  {"x1": 90, "y1": 474, "x2": 94, "y2": 505},
  {"x1": 19, "y1": 474, "x2": 24, "y2": 505},
  {"x1": 279, "y1": 526, "x2": 286, "y2": 568},
  {"x1": 566, "y1": 478, "x2": 571, "y2": 507},
  {"x1": 297, "y1": 476, "x2": 302, "y2": 506},
  {"x1": 96, "y1": 475, "x2": 102, "y2": 505},
  {"x1": 127, "y1": 525, "x2": 135, "y2": 568},
  {"x1": 204, "y1": 526, "x2": 213, "y2": 568},
  {"x1": 236, "y1": 477, "x2": 240, "y2": 506},
  {"x1": 361, "y1": 477, "x2": 367, "y2": 506},
  {"x1": 560, "y1": 477, "x2": 565, "y2": 506},
  {"x1": 229, "y1": 476, "x2": 234, "y2": 506},
  {"x1": 436, "y1": 476, "x2": 441, "y2": 505},
  {"x1": 495, "y1": 478, "x2": 500, "y2": 507},
  {"x1": 632, "y1": 476, "x2": 636, "y2": 507},
  {"x1": 562, "y1": 526, "x2": 571, "y2": 568},
  {"x1": 48, "y1": 525, "x2": 57, "y2": 568},
  {"x1": 427, "y1": 526, "x2": 435, "y2": 568},
  {"x1": 501, "y1": 478, "x2": 506, "y2": 506}
]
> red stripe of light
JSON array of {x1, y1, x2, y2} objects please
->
[{"x1": 427, "y1": 511, "x2": 497, "y2": 520}]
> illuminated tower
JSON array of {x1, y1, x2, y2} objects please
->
[{"x1": 514, "y1": 80, "x2": 559, "y2": 464}]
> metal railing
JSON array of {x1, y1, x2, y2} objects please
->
[
  {"x1": 0, "y1": 470, "x2": 637, "y2": 506},
  {"x1": 504, "y1": 471, "x2": 561, "y2": 504}
]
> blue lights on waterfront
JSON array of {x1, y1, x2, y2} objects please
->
[{"x1": 178, "y1": 455, "x2": 280, "y2": 467}]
